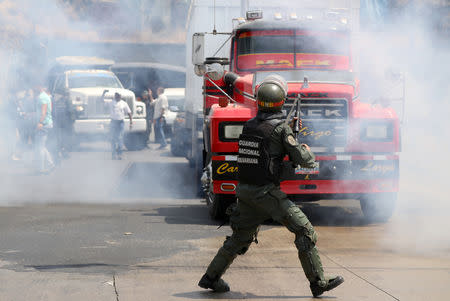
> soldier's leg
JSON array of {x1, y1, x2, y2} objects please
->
[
  {"x1": 266, "y1": 189, "x2": 343, "y2": 297},
  {"x1": 204, "y1": 226, "x2": 257, "y2": 277},
  {"x1": 199, "y1": 200, "x2": 265, "y2": 292},
  {"x1": 281, "y1": 203, "x2": 324, "y2": 282}
]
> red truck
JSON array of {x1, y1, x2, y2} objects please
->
[{"x1": 193, "y1": 12, "x2": 402, "y2": 222}]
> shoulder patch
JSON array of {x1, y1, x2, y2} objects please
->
[{"x1": 287, "y1": 135, "x2": 298, "y2": 146}]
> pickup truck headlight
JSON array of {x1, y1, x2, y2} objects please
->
[
  {"x1": 73, "y1": 104, "x2": 87, "y2": 119},
  {"x1": 75, "y1": 105, "x2": 85, "y2": 112},
  {"x1": 361, "y1": 122, "x2": 393, "y2": 141}
]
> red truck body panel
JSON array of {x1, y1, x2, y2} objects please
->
[{"x1": 202, "y1": 19, "x2": 400, "y2": 202}]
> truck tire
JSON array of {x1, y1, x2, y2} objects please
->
[
  {"x1": 359, "y1": 193, "x2": 397, "y2": 223},
  {"x1": 170, "y1": 132, "x2": 185, "y2": 156},
  {"x1": 170, "y1": 143, "x2": 184, "y2": 157},
  {"x1": 124, "y1": 133, "x2": 147, "y2": 151},
  {"x1": 207, "y1": 194, "x2": 235, "y2": 220}
]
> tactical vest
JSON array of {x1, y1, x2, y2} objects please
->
[{"x1": 237, "y1": 118, "x2": 283, "y2": 185}]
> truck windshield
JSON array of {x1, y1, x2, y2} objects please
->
[
  {"x1": 236, "y1": 30, "x2": 350, "y2": 71},
  {"x1": 68, "y1": 73, "x2": 123, "y2": 89}
]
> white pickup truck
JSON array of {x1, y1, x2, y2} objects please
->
[{"x1": 51, "y1": 68, "x2": 147, "y2": 150}]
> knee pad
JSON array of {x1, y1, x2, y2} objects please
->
[
  {"x1": 283, "y1": 205, "x2": 311, "y2": 233},
  {"x1": 223, "y1": 230, "x2": 255, "y2": 256},
  {"x1": 283, "y1": 206, "x2": 317, "y2": 242}
]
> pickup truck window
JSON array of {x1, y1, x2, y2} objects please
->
[{"x1": 68, "y1": 73, "x2": 123, "y2": 89}]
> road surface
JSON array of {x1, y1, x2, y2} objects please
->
[{"x1": 0, "y1": 141, "x2": 448, "y2": 301}]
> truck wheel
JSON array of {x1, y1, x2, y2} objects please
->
[
  {"x1": 359, "y1": 193, "x2": 397, "y2": 223},
  {"x1": 207, "y1": 194, "x2": 235, "y2": 220},
  {"x1": 124, "y1": 133, "x2": 147, "y2": 151},
  {"x1": 170, "y1": 143, "x2": 184, "y2": 157},
  {"x1": 170, "y1": 134, "x2": 185, "y2": 156}
]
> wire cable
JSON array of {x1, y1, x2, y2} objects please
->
[{"x1": 320, "y1": 251, "x2": 400, "y2": 301}]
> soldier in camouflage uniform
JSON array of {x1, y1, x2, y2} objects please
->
[{"x1": 198, "y1": 75, "x2": 344, "y2": 297}]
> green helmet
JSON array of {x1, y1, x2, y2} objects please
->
[{"x1": 256, "y1": 75, "x2": 288, "y2": 112}]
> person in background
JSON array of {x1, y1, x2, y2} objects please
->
[
  {"x1": 141, "y1": 90, "x2": 153, "y2": 146},
  {"x1": 22, "y1": 89, "x2": 36, "y2": 147},
  {"x1": 51, "y1": 89, "x2": 74, "y2": 163},
  {"x1": 2, "y1": 90, "x2": 20, "y2": 161},
  {"x1": 12, "y1": 89, "x2": 35, "y2": 160},
  {"x1": 109, "y1": 92, "x2": 132, "y2": 160},
  {"x1": 33, "y1": 83, "x2": 55, "y2": 174},
  {"x1": 152, "y1": 87, "x2": 168, "y2": 149}
]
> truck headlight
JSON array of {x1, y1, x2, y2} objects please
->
[
  {"x1": 224, "y1": 125, "x2": 243, "y2": 139},
  {"x1": 219, "y1": 122, "x2": 244, "y2": 141},
  {"x1": 75, "y1": 105, "x2": 84, "y2": 112},
  {"x1": 73, "y1": 104, "x2": 86, "y2": 119},
  {"x1": 361, "y1": 122, "x2": 393, "y2": 141}
]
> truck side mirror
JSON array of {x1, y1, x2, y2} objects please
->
[
  {"x1": 192, "y1": 33, "x2": 205, "y2": 65},
  {"x1": 205, "y1": 63, "x2": 224, "y2": 81}
]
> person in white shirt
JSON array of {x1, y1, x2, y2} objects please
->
[
  {"x1": 152, "y1": 87, "x2": 168, "y2": 149},
  {"x1": 109, "y1": 92, "x2": 132, "y2": 159}
]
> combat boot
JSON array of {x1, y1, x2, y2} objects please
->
[
  {"x1": 198, "y1": 273, "x2": 230, "y2": 292},
  {"x1": 310, "y1": 275, "x2": 344, "y2": 297}
]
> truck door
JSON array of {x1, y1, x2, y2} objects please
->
[{"x1": 52, "y1": 75, "x2": 66, "y2": 103}]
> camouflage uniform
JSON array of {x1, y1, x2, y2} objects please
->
[
  {"x1": 200, "y1": 111, "x2": 343, "y2": 297},
  {"x1": 199, "y1": 74, "x2": 343, "y2": 297}
]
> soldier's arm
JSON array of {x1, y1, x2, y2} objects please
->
[{"x1": 280, "y1": 124, "x2": 318, "y2": 168}]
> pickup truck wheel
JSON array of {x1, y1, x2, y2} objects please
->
[
  {"x1": 124, "y1": 133, "x2": 147, "y2": 151},
  {"x1": 359, "y1": 193, "x2": 397, "y2": 223},
  {"x1": 208, "y1": 194, "x2": 235, "y2": 221}
]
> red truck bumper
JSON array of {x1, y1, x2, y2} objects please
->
[
  {"x1": 211, "y1": 154, "x2": 399, "y2": 196},
  {"x1": 213, "y1": 178, "x2": 398, "y2": 195},
  {"x1": 280, "y1": 178, "x2": 398, "y2": 194}
]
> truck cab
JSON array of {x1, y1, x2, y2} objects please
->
[
  {"x1": 49, "y1": 57, "x2": 147, "y2": 150},
  {"x1": 194, "y1": 12, "x2": 402, "y2": 222}
]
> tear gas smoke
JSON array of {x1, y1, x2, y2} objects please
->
[
  {"x1": 356, "y1": 4, "x2": 450, "y2": 255},
  {"x1": 0, "y1": 0, "x2": 189, "y2": 204},
  {"x1": 0, "y1": 1, "x2": 448, "y2": 255},
  {"x1": 186, "y1": 0, "x2": 450, "y2": 256}
]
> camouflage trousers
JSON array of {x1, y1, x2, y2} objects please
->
[{"x1": 205, "y1": 183, "x2": 325, "y2": 284}]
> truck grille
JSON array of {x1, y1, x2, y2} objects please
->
[
  {"x1": 87, "y1": 96, "x2": 134, "y2": 118},
  {"x1": 87, "y1": 96, "x2": 110, "y2": 118},
  {"x1": 283, "y1": 98, "x2": 348, "y2": 149}
]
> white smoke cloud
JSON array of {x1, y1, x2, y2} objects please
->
[
  {"x1": 357, "y1": 3, "x2": 450, "y2": 254},
  {"x1": 0, "y1": 2, "x2": 448, "y2": 258},
  {"x1": 0, "y1": 0, "x2": 188, "y2": 204}
]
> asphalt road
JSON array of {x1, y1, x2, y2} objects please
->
[{"x1": 0, "y1": 141, "x2": 449, "y2": 301}]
